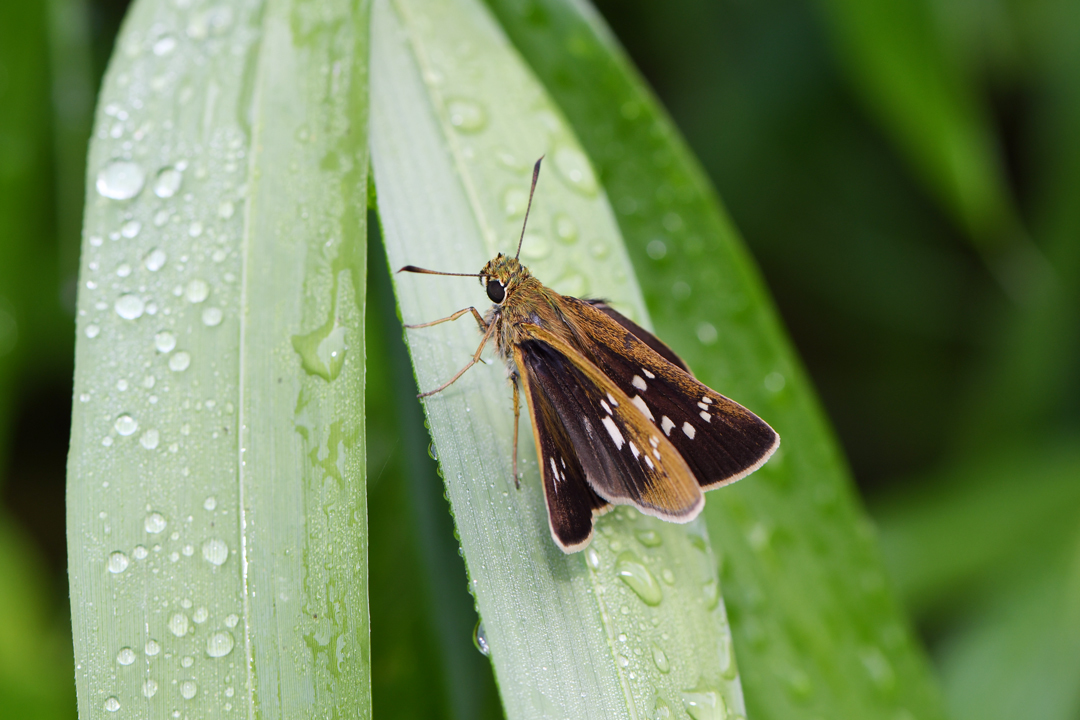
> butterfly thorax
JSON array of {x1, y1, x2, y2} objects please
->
[{"x1": 480, "y1": 255, "x2": 573, "y2": 364}]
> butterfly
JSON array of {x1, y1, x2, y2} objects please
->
[{"x1": 400, "y1": 158, "x2": 779, "y2": 552}]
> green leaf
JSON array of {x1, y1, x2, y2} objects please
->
[
  {"x1": 483, "y1": 1, "x2": 950, "y2": 718},
  {"x1": 66, "y1": 1, "x2": 370, "y2": 718},
  {"x1": 371, "y1": 0, "x2": 745, "y2": 718}
]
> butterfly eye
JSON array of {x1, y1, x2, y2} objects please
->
[{"x1": 487, "y1": 279, "x2": 506, "y2": 304}]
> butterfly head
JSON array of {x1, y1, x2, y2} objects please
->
[{"x1": 480, "y1": 253, "x2": 530, "y2": 305}]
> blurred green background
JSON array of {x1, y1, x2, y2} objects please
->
[{"x1": 2, "y1": 0, "x2": 1077, "y2": 719}]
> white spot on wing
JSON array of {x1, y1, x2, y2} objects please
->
[
  {"x1": 631, "y1": 395, "x2": 655, "y2": 422},
  {"x1": 642, "y1": 368, "x2": 655, "y2": 379},
  {"x1": 632, "y1": 375, "x2": 648, "y2": 392},
  {"x1": 629, "y1": 441, "x2": 640, "y2": 458},
  {"x1": 702, "y1": 396, "x2": 713, "y2": 404},
  {"x1": 550, "y1": 458, "x2": 560, "y2": 487},
  {"x1": 698, "y1": 402, "x2": 709, "y2": 410},
  {"x1": 602, "y1": 416, "x2": 625, "y2": 449},
  {"x1": 682, "y1": 422, "x2": 696, "y2": 439},
  {"x1": 649, "y1": 436, "x2": 659, "y2": 448},
  {"x1": 645, "y1": 455, "x2": 654, "y2": 469},
  {"x1": 607, "y1": 393, "x2": 618, "y2": 407},
  {"x1": 601, "y1": 399, "x2": 612, "y2": 415},
  {"x1": 661, "y1": 416, "x2": 675, "y2": 436},
  {"x1": 699, "y1": 411, "x2": 711, "y2": 423}
]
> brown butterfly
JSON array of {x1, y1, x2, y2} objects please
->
[{"x1": 400, "y1": 158, "x2": 779, "y2": 552}]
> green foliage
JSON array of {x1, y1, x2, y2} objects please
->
[{"x1": 2, "y1": 0, "x2": 1076, "y2": 719}]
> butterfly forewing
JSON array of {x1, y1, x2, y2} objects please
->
[
  {"x1": 562, "y1": 298, "x2": 780, "y2": 489},
  {"x1": 516, "y1": 326, "x2": 704, "y2": 522}
]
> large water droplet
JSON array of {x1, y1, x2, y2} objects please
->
[
  {"x1": 85, "y1": 324, "x2": 100, "y2": 339},
  {"x1": 140, "y1": 429, "x2": 160, "y2": 450},
  {"x1": 615, "y1": 551, "x2": 663, "y2": 606},
  {"x1": 696, "y1": 322, "x2": 718, "y2": 346},
  {"x1": 142, "y1": 679, "x2": 158, "y2": 698},
  {"x1": 472, "y1": 620, "x2": 490, "y2": 656},
  {"x1": 107, "y1": 551, "x2": 130, "y2": 573},
  {"x1": 96, "y1": 161, "x2": 145, "y2": 200},
  {"x1": 203, "y1": 496, "x2": 217, "y2": 511},
  {"x1": 103, "y1": 696, "x2": 121, "y2": 712},
  {"x1": 121, "y1": 220, "x2": 141, "y2": 238},
  {"x1": 153, "y1": 166, "x2": 183, "y2": 198},
  {"x1": 116, "y1": 647, "x2": 136, "y2": 665},
  {"x1": 185, "y1": 279, "x2": 209, "y2": 303},
  {"x1": 202, "y1": 307, "x2": 223, "y2": 326},
  {"x1": 635, "y1": 529, "x2": 662, "y2": 547},
  {"x1": 202, "y1": 538, "x2": 229, "y2": 566},
  {"x1": 144, "y1": 512, "x2": 167, "y2": 534},
  {"x1": 446, "y1": 99, "x2": 486, "y2": 132},
  {"x1": 291, "y1": 323, "x2": 347, "y2": 381},
  {"x1": 207, "y1": 631, "x2": 235, "y2": 657},
  {"x1": 169, "y1": 613, "x2": 190, "y2": 637},
  {"x1": 682, "y1": 687, "x2": 728, "y2": 720},
  {"x1": 115, "y1": 414, "x2": 138, "y2": 436},
  {"x1": 552, "y1": 146, "x2": 598, "y2": 196},
  {"x1": 154, "y1": 331, "x2": 176, "y2": 353},
  {"x1": 169, "y1": 351, "x2": 191, "y2": 372},
  {"x1": 180, "y1": 680, "x2": 198, "y2": 700},
  {"x1": 651, "y1": 642, "x2": 671, "y2": 673},
  {"x1": 654, "y1": 696, "x2": 673, "y2": 719},
  {"x1": 144, "y1": 639, "x2": 161, "y2": 656},
  {"x1": 145, "y1": 248, "x2": 167, "y2": 272},
  {"x1": 115, "y1": 294, "x2": 145, "y2": 320}
]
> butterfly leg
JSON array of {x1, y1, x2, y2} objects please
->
[
  {"x1": 417, "y1": 322, "x2": 496, "y2": 398},
  {"x1": 405, "y1": 306, "x2": 486, "y2": 332},
  {"x1": 511, "y1": 375, "x2": 521, "y2": 489}
]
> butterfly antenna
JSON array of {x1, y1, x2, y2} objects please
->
[
  {"x1": 515, "y1": 156, "x2": 544, "y2": 260},
  {"x1": 397, "y1": 265, "x2": 481, "y2": 277}
]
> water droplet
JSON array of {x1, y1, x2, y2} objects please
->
[
  {"x1": 682, "y1": 686, "x2": 727, "y2": 720},
  {"x1": 654, "y1": 696, "x2": 673, "y2": 720},
  {"x1": 85, "y1": 324, "x2": 100, "y2": 339},
  {"x1": 202, "y1": 538, "x2": 228, "y2": 566},
  {"x1": 553, "y1": 213, "x2": 578, "y2": 244},
  {"x1": 115, "y1": 294, "x2": 145, "y2": 320},
  {"x1": 107, "y1": 551, "x2": 130, "y2": 573},
  {"x1": 783, "y1": 667, "x2": 812, "y2": 700},
  {"x1": 552, "y1": 146, "x2": 598, "y2": 196},
  {"x1": 502, "y1": 187, "x2": 528, "y2": 218},
  {"x1": 696, "y1": 322, "x2": 718, "y2": 346},
  {"x1": 218, "y1": 200, "x2": 235, "y2": 219},
  {"x1": 473, "y1": 620, "x2": 489, "y2": 656},
  {"x1": 552, "y1": 272, "x2": 587, "y2": 298},
  {"x1": 169, "y1": 351, "x2": 191, "y2": 372},
  {"x1": 291, "y1": 323, "x2": 347, "y2": 381},
  {"x1": 703, "y1": 579, "x2": 720, "y2": 610},
  {"x1": 193, "y1": 607, "x2": 208, "y2": 623},
  {"x1": 207, "y1": 631, "x2": 235, "y2": 657},
  {"x1": 185, "y1": 279, "x2": 209, "y2": 303},
  {"x1": 133, "y1": 545, "x2": 148, "y2": 560},
  {"x1": 152, "y1": 35, "x2": 176, "y2": 56},
  {"x1": 169, "y1": 613, "x2": 190, "y2": 637},
  {"x1": 635, "y1": 529, "x2": 662, "y2": 547},
  {"x1": 764, "y1": 372, "x2": 786, "y2": 393},
  {"x1": 672, "y1": 281, "x2": 692, "y2": 300},
  {"x1": 647, "y1": 239, "x2": 668, "y2": 260},
  {"x1": 139, "y1": 429, "x2": 160, "y2": 450},
  {"x1": 116, "y1": 264, "x2": 132, "y2": 279},
  {"x1": 427, "y1": 443, "x2": 438, "y2": 461},
  {"x1": 96, "y1": 161, "x2": 145, "y2": 200},
  {"x1": 615, "y1": 551, "x2": 663, "y2": 606},
  {"x1": 144, "y1": 512, "x2": 167, "y2": 534},
  {"x1": 114, "y1": 414, "x2": 139, "y2": 437},
  {"x1": 153, "y1": 166, "x2": 183, "y2": 198},
  {"x1": 202, "y1": 307, "x2": 223, "y2": 327},
  {"x1": 103, "y1": 696, "x2": 121, "y2": 712},
  {"x1": 661, "y1": 568, "x2": 675, "y2": 585},
  {"x1": 154, "y1": 331, "x2": 176, "y2": 353},
  {"x1": 116, "y1": 646, "x2": 136, "y2": 666},
  {"x1": 717, "y1": 632, "x2": 735, "y2": 678},
  {"x1": 586, "y1": 547, "x2": 600, "y2": 570},
  {"x1": 446, "y1": 99, "x2": 486, "y2": 132},
  {"x1": 204, "y1": 496, "x2": 217, "y2": 511},
  {"x1": 180, "y1": 680, "x2": 198, "y2": 699},
  {"x1": 144, "y1": 639, "x2": 161, "y2": 656},
  {"x1": 121, "y1": 220, "x2": 141, "y2": 238},
  {"x1": 142, "y1": 679, "x2": 158, "y2": 698},
  {"x1": 145, "y1": 248, "x2": 167, "y2": 272},
  {"x1": 224, "y1": 613, "x2": 239, "y2": 628},
  {"x1": 188, "y1": 221, "x2": 204, "y2": 238},
  {"x1": 651, "y1": 642, "x2": 671, "y2": 673},
  {"x1": 860, "y1": 647, "x2": 895, "y2": 693},
  {"x1": 518, "y1": 232, "x2": 551, "y2": 260}
]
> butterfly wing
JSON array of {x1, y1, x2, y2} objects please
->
[
  {"x1": 561, "y1": 298, "x2": 780, "y2": 490},
  {"x1": 515, "y1": 326, "x2": 704, "y2": 528},
  {"x1": 584, "y1": 300, "x2": 691, "y2": 373},
  {"x1": 513, "y1": 343, "x2": 611, "y2": 551}
]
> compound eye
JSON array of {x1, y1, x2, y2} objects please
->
[{"x1": 486, "y1": 279, "x2": 506, "y2": 304}]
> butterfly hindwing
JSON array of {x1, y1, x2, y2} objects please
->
[
  {"x1": 516, "y1": 326, "x2": 704, "y2": 523},
  {"x1": 513, "y1": 344, "x2": 611, "y2": 551},
  {"x1": 562, "y1": 298, "x2": 780, "y2": 490}
]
